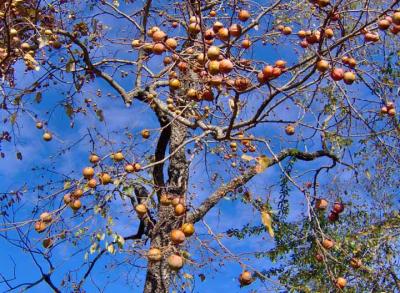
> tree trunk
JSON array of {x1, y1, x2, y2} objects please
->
[{"x1": 144, "y1": 120, "x2": 188, "y2": 293}]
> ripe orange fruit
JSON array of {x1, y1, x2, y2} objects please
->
[
  {"x1": 135, "y1": 204, "x2": 147, "y2": 217},
  {"x1": 229, "y1": 24, "x2": 242, "y2": 37},
  {"x1": 88, "y1": 178, "x2": 97, "y2": 188},
  {"x1": 70, "y1": 199, "x2": 82, "y2": 211},
  {"x1": 182, "y1": 223, "x2": 195, "y2": 237},
  {"x1": 134, "y1": 163, "x2": 141, "y2": 171},
  {"x1": 141, "y1": 129, "x2": 150, "y2": 139},
  {"x1": 241, "y1": 39, "x2": 251, "y2": 49},
  {"x1": 336, "y1": 277, "x2": 347, "y2": 289},
  {"x1": 316, "y1": 60, "x2": 329, "y2": 72},
  {"x1": 285, "y1": 125, "x2": 295, "y2": 135},
  {"x1": 152, "y1": 30, "x2": 166, "y2": 42},
  {"x1": 282, "y1": 26, "x2": 292, "y2": 35},
  {"x1": 100, "y1": 173, "x2": 112, "y2": 185},
  {"x1": 113, "y1": 152, "x2": 124, "y2": 162},
  {"x1": 89, "y1": 154, "x2": 100, "y2": 164},
  {"x1": 152, "y1": 43, "x2": 165, "y2": 55},
  {"x1": 315, "y1": 198, "x2": 328, "y2": 210},
  {"x1": 148, "y1": 248, "x2": 162, "y2": 261},
  {"x1": 239, "y1": 271, "x2": 252, "y2": 286},
  {"x1": 36, "y1": 121, "x2": 43, "y2": 129},
  {"x1": 169, "y1": 78, "x2": 181, "y2": 89},
  {"x1": 174, "y1": 203, "x2": 186, "y2": 216},
  {"x1": 238, "y1": 10, "x2": 250, "y2": 22},
  {"x1": 73, "y1": 189, "x2": 84, "y2": 198},
  {"x1": 167, "y1": 254, "x2": 184, "y2": 270},
  {"x1": 343, "y1": 71, "x2": 356, "y2": 85},
  {"x1": 322, "y1": 239, "x2": 334, "y2": 249},
  {"x1": 125, "y1": 164, "x2": 134, "y2": 173},
  {"x1": 82, "y1": 167, "x2": 95, "y2": 179},
  {"x1": 219, "y1": 59, "x2": 234, "y2": 73},
  {"x1": 165, "y1": 38, "x2": 177, "y2": 50},
  {"x1": 43, "y1": 132, "x2": 52, "y2": 141},
  {"x1": 63, "y1": 193, "x2": 71, "y2": 204},
  {"x1": 40, "y1": 212, "x2": 52, "y2": 223},
  {"x1": 170, "y1": 229, "x2": 185, "y2": 244},
  {"x1": 207, "y1": 46, "x2": 220, "y2": 60}
]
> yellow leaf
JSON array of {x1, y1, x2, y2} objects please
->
[
  {"x1": 183, "y1": 273, "x2": 193, "y2": 279},
  {"x1": 255, "y1": 155, "x2": 270, "y2": 173},
  {"x1": 261, "y1": 210, "x2": 274, "y2": 238},
  {"x1": 241, "y1": 154, "x2": 254, "y2": 161}
]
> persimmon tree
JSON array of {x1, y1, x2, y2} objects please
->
[{"x1": 1, "y1": 0, "x2": 400, "y2": 292}]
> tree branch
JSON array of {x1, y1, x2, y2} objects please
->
[{"x1": 187, "y1": 149, "x2": 338, "y2": 223}]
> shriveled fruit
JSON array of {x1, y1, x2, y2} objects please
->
[
  {"x1": 40, "y1": 212, "x2": 52, "y2": 223},
  {"x1": 315, "y1": 253, "x2": 324, "y2": 262},
  {"x1": 167, "y1": 254, "x2": 184, "y2": 270},
  {"x1": 34, "y1": 221, "x2": 46, "y2": 233},
  {"x1": 82, "y1": 167, "x2": 95, "y2": 179},
  {"x1": 333, "y1": 202, "x2": 344, "y2": 214},
  {"x1": 147, "y1": 248, "x2": 162, "y2": 261},
  {"x1": 160, "y1": 194, "x2": 172, "y2": 206},
  {"x1": 42, "y1": 238, "x2": 53, "y2": 248},
  {"x1": 350, "y1": 257, "x2": 362, "y2": 269},
  {"x1": 170, "y1": 229, "x2": 185, "y2": 244},
  {"x1": 328, "y1": 211, "x2": 339, "y2": 222}
]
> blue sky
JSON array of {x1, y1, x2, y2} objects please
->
[{"x1": 1, "y1": 0, "x2": 393, "y2": 292}]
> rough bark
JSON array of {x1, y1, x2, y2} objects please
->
[{"x1": 144, "y1": 120, "x2": 188, "y2": 293}]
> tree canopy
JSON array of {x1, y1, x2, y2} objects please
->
[{"x1": 1, "y1": 0, "x2": 400, "y2": 292}]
